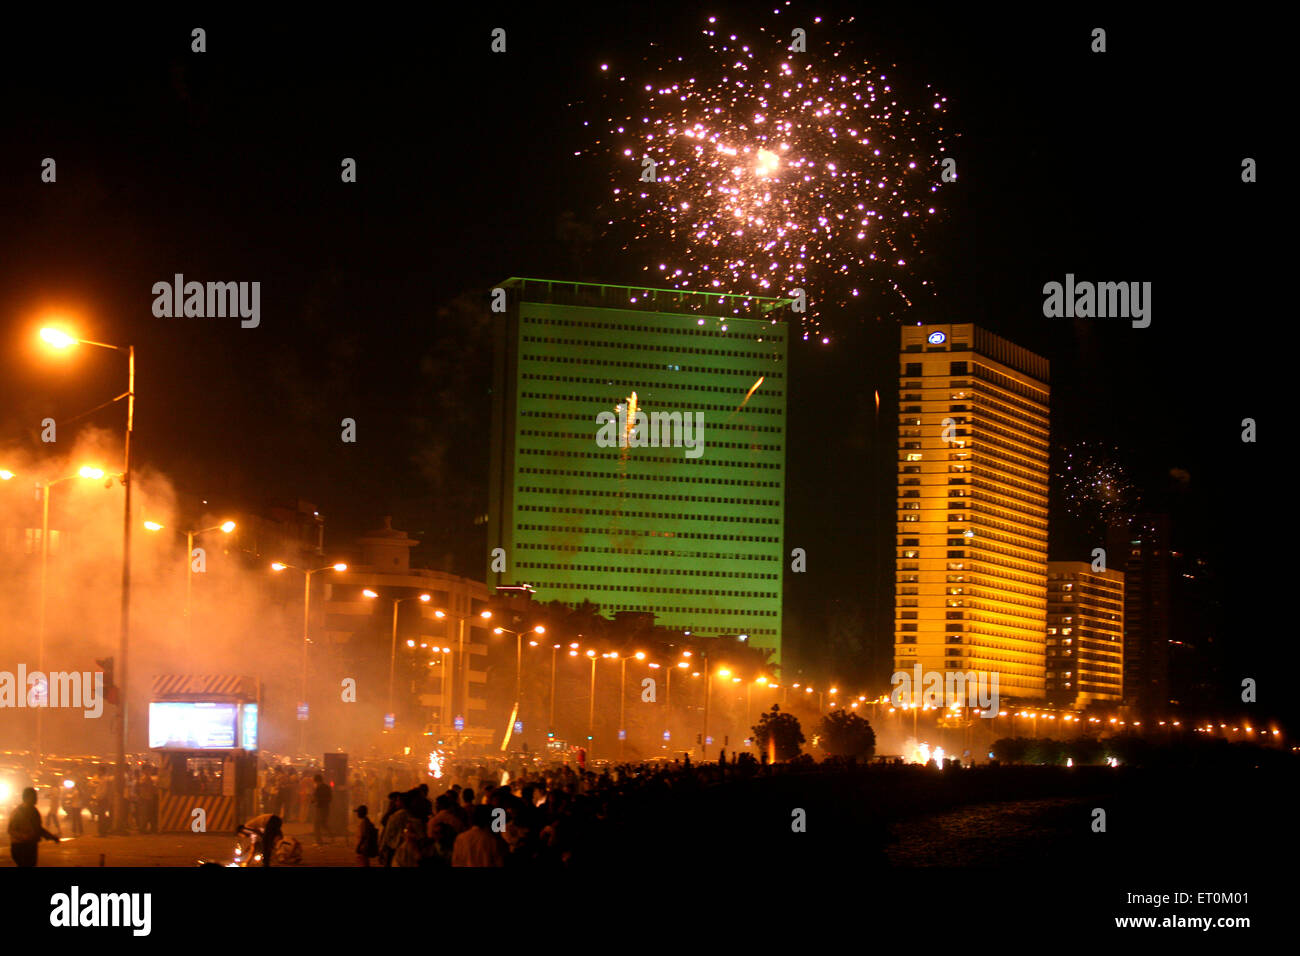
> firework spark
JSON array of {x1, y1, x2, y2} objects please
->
[{"x1": 581, "y1": 4, "x2": 955, "y2": 336}]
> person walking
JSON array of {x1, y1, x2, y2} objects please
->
[
  {"x1": 44, "y1": 783, "x2": 62, "y2": 838},
  {"x1": 311, "y1": 774, "x2": 334, "y2": 846},
  {"x1": 8, "y1": 788, "x2": 60, "y2": 866}
]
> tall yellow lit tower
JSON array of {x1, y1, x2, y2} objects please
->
[{"x1": 894, "y1": 324, "x2": 1050, "y2": 701}]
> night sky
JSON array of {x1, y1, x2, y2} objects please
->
[{"x1": 0, "y1": 7, "x2": 1278, "y2": 713}]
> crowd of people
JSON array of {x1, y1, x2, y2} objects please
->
[
  {"x1": 338, "y1": 750, "x2": 789, "y2": 868},
  {"x1": 37, "y1": 765, "x2": 160, "y2": 838}
]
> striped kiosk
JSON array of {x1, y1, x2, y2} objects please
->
[{"x1": 150, "y1": 674, "x2": 260, "y2": 834}]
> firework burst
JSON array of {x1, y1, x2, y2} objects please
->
[
  {"x1": 1058, "y1": 441, "x2": 1138, "y2": 531},
  {"x1": 579, "y1": 3, "x2": 956, "y2": 337}
]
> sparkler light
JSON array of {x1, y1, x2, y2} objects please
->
[{"x1": 582, "y1": 4, "x2": 955, "y2": 336}]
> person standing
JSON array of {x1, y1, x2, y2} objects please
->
[
  {"x1": 354, "y1": 805, "x2": 378, "y2": 866},
  {"x1": 93, "y1": 770, "x2": 112, "y2": 836},
  {"x1": 8, "y1": 788, "x2": 60, "y2": 866},
  {"x1": 44, "y1": 783, "x2": 62, "y2": 838},
  {"x1": 311, "y1": 774, "x2": 334, "y2": 846},
  {"x1": 451, "y1": 805, "x2": 505, "y2": 867},
  {"x1": 378, "y1": 793, "x2": 408, "y2": 868},
  {"x1": 137, "y1": 770, "x2": 158, "y2": 834},
  {"x1": 63, "y1": 780, "x2": 83, "y2": 837},
  {"x1": 297, "y1": 771, "x2": 314, "y2": 824},
  {"x1": 124, "y1": 768, "x2": 139, "y2": 832},
  {"x1": 274, "y1": 770, "x2": 291, "y2": 820}
]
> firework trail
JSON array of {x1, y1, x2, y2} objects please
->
[{"x1": 580, "y1": 2, "x2": 956, "y2": 338}]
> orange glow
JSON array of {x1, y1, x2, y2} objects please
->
[{"x1": 40, "y1": 327, "x2": 77, "y2": 349}]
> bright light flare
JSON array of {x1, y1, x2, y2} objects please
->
[{"x1": 40, "y1": 328, "x2": 77, "y2": 349}]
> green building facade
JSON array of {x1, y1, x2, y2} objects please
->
[{"x1": 488, "y1": 279, "x2": 790, "y2": 662}]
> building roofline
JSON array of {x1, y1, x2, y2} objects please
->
[{"x1": 497, "y1": 277, "x2": 794, "y2": 316}]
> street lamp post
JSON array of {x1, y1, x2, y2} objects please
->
[
  {"x1": 432, "y1": 608, "x2": 490, "y2": 746},
  {"x1": 272, "y1": 561, "x2": 347, "y2": 756},
  {"x1": 494, "y1": 624, "x2": 545, "y2": 713},
  {"x1": 185, "y1": 522, "x2": 234, "y2": 651},
  {"x1": 146, "y1": 519, "x2": 235, "y2": 653},
  {"x1": 586, "y1": 650, "x2": 597, "y2": 756},
  {"x1": 617, "y1": 652, "x2": 645, "y2": 760},
  {"x1": 24, "y1": 466, "x2": 108, "y2": 767},
  {"x1": 548, "y1": 644, "x2": 561, "y2": 734},
  {"x1": 364, "y1": 590, "x2": 430, "y2": 741},
  {"x1": 701, "y1": 652, "x2": 712, "y2": 760},
  {"x1": 39, "y1": 327, "x2": 133, "y2": 832}
]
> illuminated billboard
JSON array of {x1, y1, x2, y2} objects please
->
[{"x1": 148, "y1": 701, "x2": 238, "y2": 750}]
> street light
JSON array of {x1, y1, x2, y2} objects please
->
[
  {"x1": 616, "y1": 651, "x2": 647, "y2": 759},
  {"x1": 493, "y1": 624, "x2": 547, "y2": 711},
  {"x1": 585, "y1": 649, "x2": 598, "y2": 755},
  {"x1": 547, "y1": 643, "x2": 563, "y2": 736},
  {"x1": 5, "y1": 465, "x2": 113, "y2": 766},
  {"x1": 271, "y1": 560, "x2": 347, "y2": 755},
  {"x1": 363, "y1": 589, "x2": 430, "y2": 741},
  {"x1": 144, "y1": 519, "x2": 235, "y2": 652},
  {"x1": 39, "y1": 325, "x2": 133, "y2": 831}
]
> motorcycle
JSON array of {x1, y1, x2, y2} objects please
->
[{"x1": 198, "y1": 826, "x2": 301, "y2": 866}]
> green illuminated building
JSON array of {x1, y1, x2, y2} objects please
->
[{"x1": 488, "y1": 278, "x2": 790, "y2": 662}]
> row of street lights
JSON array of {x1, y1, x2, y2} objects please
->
[{"x1": 497, "y1": 641, "x2": 792, "y2": 759}]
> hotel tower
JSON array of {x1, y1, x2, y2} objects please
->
[{"x1": 894, "y1": 324, "x2": 1050, "y2": 701}]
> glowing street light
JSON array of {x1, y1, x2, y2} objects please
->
[
  {"x1": 20, "y1": 464, "x2": 116, "y2": 766},
  {"x1": 271, "y1": 560, "x2": 348, "y2": 753},
  {"x1": 39, "y1": 323, "x2": 135, "y2": 825},
  {"x1": 493, "y1": 624, "x2": 549, "y2": 717},
  {"x1": 145, "y1": 518, "x2": 236, "y2": 650},
  {"x1": 363, "y1": 588, "x2": 432, "y2": 737}
]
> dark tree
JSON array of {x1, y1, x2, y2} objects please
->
[
  {"x1": 817, "y1": 710, "x2": 876, "y2": 759},
  {"x1": 752, "y1": 704, "x2": 805, "y2": 762}
]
